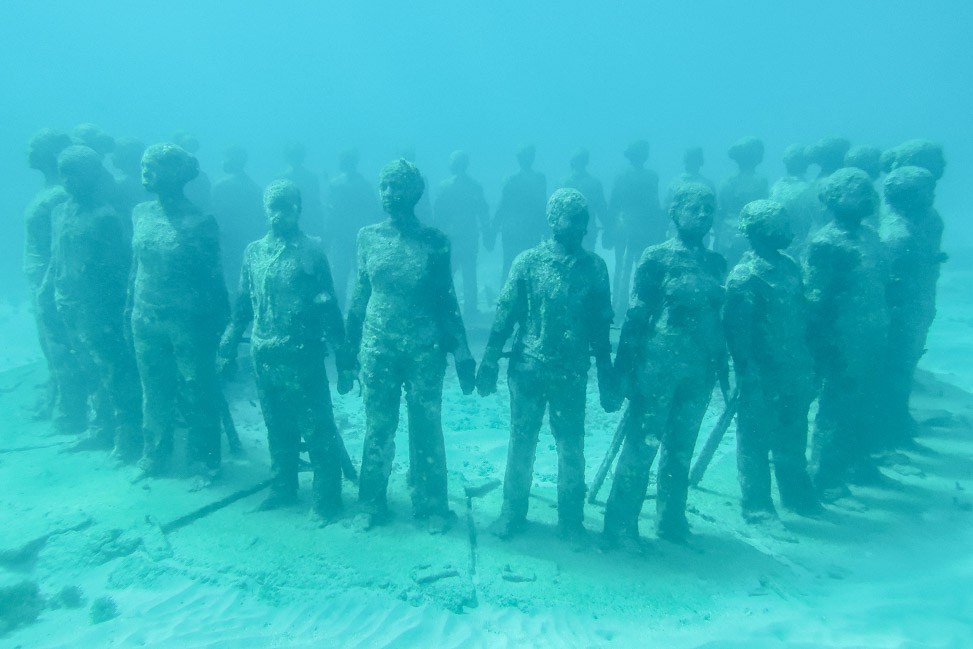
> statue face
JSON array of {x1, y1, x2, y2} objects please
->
[
  {"x1": 673, "y1": 193, "x2": 716, "y2": 240},
  {"x1": 266, "y1": 196, "x2": 300, "y2": 233},
  {"x1": 832, "y1": 179, "x2": 876, "y2": 222},
  {"x1": 141, "y1": 157, "x2": 171, "y2": 194},
  {"x1": 379, "y1": 174, "x2": 417, "y2": 215}
]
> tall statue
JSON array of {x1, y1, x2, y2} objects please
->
[
  {"x1": 604, "y1": 183, "x2": 726, "y2": 548},
  {"x1": 344, "y1": 159, "x2": 475, "y2": 532},
  {"x1": 220, "y1": 180, "x2": 354, "y2": 522},
  {"x1": 212, "y1": 145, "x2": 264, "y2": 287},
  {"x1": 664, "y1": 147, "x2": 716, "y2": 212},
  {"x1": 476, "y1": 188, "x2": 618, "y2": 545},
  {"x1": 491, "y1": 145, "x2": 548, "y2": 282},
  {"x1": 724, "y1": 200, "x2": 820, "y2": 522},
  {"x1": 769, "y1": 144, "x2": 818, "y2": 255},
  {"x1": 328, "y1": 149, "x2": 380, "y2": 307},
  {"x1": 560, "y1": 148, "x2": 609, "y2": 250},
  {"x1": 131, "y1": 143, "x2": 229, "y2": 480},
  {"x1": 714, "y1": 137, "x2": 768, "y2": 266}
]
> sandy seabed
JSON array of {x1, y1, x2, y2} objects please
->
[{"x1": 1, "y1": 269, "x2": 972, "y2": 649}]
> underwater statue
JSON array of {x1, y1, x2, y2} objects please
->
[
  {"x1": 328, "y1": 149, "x2": 380, "y2": 308},
  {"x1": 881, "y1": 139, "x2": 946, "y2": 182},
  {"x1": 71, "y1": 123, "x2": 115, "y2": 158},
  {"x1": 664, "y1": 146, "x2": 716, "y2": 212},
  {"x1": 476, "y1": 188, "x2": 618, "y2": 544},
  {"x1": 279, "y1": 142, "x2": 326, "y2": 240},
  {"x1": 490, "y1": 145, "x2": 548, "y2": 282},
  {"x1": 171, "y1": 131, "x2": 212, "y2": 212},
  {"x1": 879, "y1": 166, "x2": 945, "y2": 446},
  {"x1": 220, "y1": 180, "x2": 353, "y2": 522},
  {"x1": 212, "y1": 145, "x2": 264, "y2": 288},
  {"x1": 559, "y1": 148, "x2": 609, "y2": 251},
  {"x1": 607, "y1": 139, "x2": 664, "y2": 316},
  {"x1": 806, "y1": 137, "x2": 851, "y2": 234},
  {"x1": 604, "y1": 182, "x2": 726, "y2": 548},
  {"x1": 344, "y1": 159, "x2": 475, "y2": 532},
  {"x1": 111, "y1": 137, "x2": 150, "y2": 228},
  {"x1": 844, "y1": 145, "x2": 883, "y2": 182},
  {"x1": 130, "y1": 143, "x2": 229, "y2": 479},
  {"x1": 769, "y1": 144, "x2": 818, "y2": 255},
  {"x1": 48, "y1": 145, "x2": 143, "y2": 460},
  {"x1": 724, "y1": 200, "x2": 820, "y2": 522},
  {"x1": 714, "y1": 137, "x2": 768, "y2": 266},
  {"x1": 433, "y1": 150, "x2": 490, "y2": 319},
  {"x1": 23, "y1": 128, "x2": 78, "y2": 425},
  {"x1": 804, "y1": 168, "x2": 888, "y2": 497}
]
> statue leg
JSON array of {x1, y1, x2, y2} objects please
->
[
  {"x1": 548, "y1": 374, "x2": 587, "y2": 533},
  {"x1": 403, "y1": 349, "x2": 449, "y2": 518},
  {"x1": 358, "y1": 352, "x2": 402, "y2": 518}
]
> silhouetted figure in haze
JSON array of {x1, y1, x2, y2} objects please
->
[
  {"x1": 560, "y1": 148, "x2": 609, "y2": 250},
  {"x1": 399, "y1": 146, "x2": 433, "y2": 223},
  {"x1": 880, "y1": 166, "x2": 945, "y2": 447},
  {"x1": 714, "y1": 137, "x2": 768, "y2": 266},
  {"x1": 804, "y1": 168, "x2": 888, "y2": 499},
  {"x1": 664, "y1": 147, "x2": 716, "y2": 211},
  {"x1": 112, "y1": 137, "x2": 150, "y2": 226},
  {"x1": 172, "y1": 131, "x2": 212, "y2": 213},
  {"x1": 607, "y1": 140, "x2": 663, "y2": 315},
  {"x1": 212, "y1": 145, "x2": 264, "y2": 288},
  {"x1": 279, "y1": 142, "x2": 325, "y2": 239},
  {"x1": 477, "y1": 189, "x2": 618, "y2": 545},
  {"x1": 328, "y1": 149, "x2": 380, "y2": 307},
  {"x1": 433, "y1": 150, "x2": 490, "y2": 319},
  {"x1": 48, "y1": 145, "x2": 142, "y2": 460},
  {"x1": 881, "y1": 139, "x2": 947, "y2": 182},
  {"x1": 344, "y1": 159, "x2": 475, "y2": 533},
  {"x1": 131, "y1": 143, "x2": 229, "y2": 480},
  {"x1": 844, "y1": 145, "x2": 882, "y2": 182},
  {"x1": 770, "y1": 145, "x2": 818, "y2": 255},
  {"x1": 220, "y1": 180, "x2": 354, "y2": 522},
  {"x1": 724, "y1": 200, "x2": 820, "y2": 523},
  {"x1": 806, "y1": 137, "x2": 851, "y2": 234},
  {"x1": 605, "y1": 183, "x2": 726, "y2": 549},
  {"x1": 491, "y1": 145, "x2": 548, "y2": 282},
  {"x1": 71, "y1": 123, "x2": 115, "y2": 158},
  {"x1": 23, "y1": 129, "x2": 83, "y2": 426}
]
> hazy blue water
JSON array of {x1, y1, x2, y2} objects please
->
[{"x1": 2, "y1": 0, "x2": 972, "y2": 299}]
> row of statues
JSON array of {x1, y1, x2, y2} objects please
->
[{"x1": 22, "y1": 124, "x2": 946, "y2": 551}]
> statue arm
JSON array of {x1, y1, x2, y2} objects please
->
[
  {"x1": 344, "y1": 231, "x2": 371, "y2": 363},
  {"x1": 614, "y1": 251, "x2": 664, "y2": 381}
]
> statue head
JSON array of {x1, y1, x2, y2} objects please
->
[
  {"x1": 669, "y1": 182, "x2": 716, "y2": 243},
  {"x1": 378, "y1": 158, "x2": 425, "y2": 218},
  {"x1": 884, "y1": 166, "x2": 935, "y2": 216},
  {"x1": 222, "y1": 146, "x2": 248, "y2": 174},
  {"x1": 263, "y1": 179, "x2": 302, "y2": 235},
  {"x1": 739, "y1": 199, "x2": 793, "y2": 252},
  {"x1": 112, "y1": 137, "x2": 146, "y2": 176},
  {"x1": 449, "y1": 150, "x2": 470, "y2": 175},
  {"x1": 728, "y1": 136, "x2": 764, "y2": 171},
  {"x1": 844, "y1": 145, "x2": 882, "y2": 181},
  {"x1": 546, "y1": 188, "x2": 589, "y2": 252},
  {"x1": 684, "y1": 147, "x2": 704, "y2": 175},
  {"x1": 569, "y1": 148, "x2": 590, "y2": 172},
  {"x1": 26, "y1": 128, "x2": 73, "y2": 176},
  {"x1": 71, "y1": 123, "x2": 115, "y2": 157},
  {"x1": 782, "y1": 144, "x2": 810, "y2": 177},
  {"x1": 819, "y1": 167, "x2": 877, "y2": 226},
  {"x1": 57, "y1": 145, "x2": 107, "y2": 202},
  {"x1": 516, "y1": 144, "x2": 536, "y2": 170},
  {"x1": 807, "y1": 137, "x2": 851, "y2": 175},
  {"x1": 882, "y1": 139, "x2": 945, "y2": 181},
  {"x1": 171, "y1": 130, "x2": 200, "y2": 154},
  {"x1": 141, "y1": 143, "x2": 200, "y2": 197},
  {"x1": 624, "y1": 139, "x2": 649, "y2": 167}
]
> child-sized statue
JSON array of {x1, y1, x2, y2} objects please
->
[
  {"x1": 714, "y1": 137, "x2": 769, "y2": 266},
  {"x1": 880, "y1": 166, "x2": 945, "y2": 446},
  {"x1": 49, "y1": 145, "x2": 143, "y2": 460},
  {"x1": 724, "y1": 200, "x2": 820, "y2": 522},
  {"x1": 605, "y1": 182, "x2": 727, "y2": 548},
  {"x1": 476, "y1": 188, "x2": 619, "y2": 544},
  {"x1": 220, "y1": 180, "x2": 354, "y2": 522},
  {"x1": 769, "y1": 145, "x2": 818, "y2": 255},
  {"x1": 131, "y1": 143, "x2": 229, "y2": 480},
  {"x1": 344, "y1": 159, "x2": 476, "y2": 532},
  {"x1": 804, "y1": 168, "x2": 888, "y2": 497}
]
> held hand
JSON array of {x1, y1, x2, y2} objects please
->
[
  {"x1": 598, "y1": 365, "x2": 623, "y2": 413},
  {"x1": 337, "y1": 370, "x2": 357, "y2": 396},
  {"x1": 455, "y1": 358, "x2": 476, "y2": 395},
  {"x1": 475, "y1": 360, "x2": 499, "y2": 397}
]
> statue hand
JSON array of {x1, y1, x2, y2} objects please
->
[
  {"x1": 475, "y1": 360, "x2": 499, "y2": 397},
  {"x1": 455, "y1": 357, "x2": 476, "y2": 395},
  {"x1": 337, "y1": 370, "x2": 357, "y2": 396},
  {"x1": 598, "y1": 365, "x2": 623, "y2": 413}
]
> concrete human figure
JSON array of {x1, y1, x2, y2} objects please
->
[
  {"x1": 23, "y1": 129, "x2": 84, "y2": 426},
  {"x1": 47, "y1": 145, "x2": 143, "y2": 460},
  {"x1": 724, "y1": 200, "x2": 820, "y2": 522},
  {"x1": 130, "y1": 143, "x2": 229, "y2": 479},
  {"x1": 171, "y1": 131, "x2": 212, "y2": 212},
  {"x1": 881, "y1": 139, "x2": 946, "y2": 182},
  {"x1": 844, "y1": 145, "x2": 883, "y2": 182},
  {"x1": 806, "y1": 137, "x2": 851, "y2": 233},
  {"x1": 607, "y1": 140, "x2": 663, "y2": 316},
  {"x1": 804, "y1": 168, "x2": 888, "y2": 497},
  {"x1": 559, "y1": 148, "x2": 609, "y2": 250},
  {"x1": 279, "y1": 142, "x2": 326, "y2": 239},
  {"x1": 111, "y1": 137, "x2": 150, "y2": 228},
  {"x1": 490, "y1": 145, "x2": 548, "y2": 282},
  {"x1": 220, "y1": 180, "x2": 353, "y2": 521},
  {"x1": 344, "y1": 159, "x2": 475, "y2": 532},
  {"x1": 476, "y1": 188, "x2": 618, "y2": 545},
  {"x1": 770, "y1": 145, "x2": 818, "y2": 254},
  {"x1": 879, "y1": 166, "x2": 945, "y2": 447},
  {"x1": 714, "y1": 137, "x2": 768, "y2": 266},
  {"x1": 399, "y1": 146, "x2": 433, "y2": 223},
  {"x1": 71, "y1": 123, "x2": 115, "y2": 158},
  {"x1": 664, "y1": 147, "x2": 716, "y2": 212},
  {"x1": 433, "y1": 150, "x2": 490, "y2": 319},
  {"x1": 604, "y1": 182, "x2": 726, "y2": 548},
  {"x1": 212, "y1": 145, "x2": 264, "y2": 288},
  {"x1": 328, "y1": 149, "x2": 380, "y2": 307}
]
